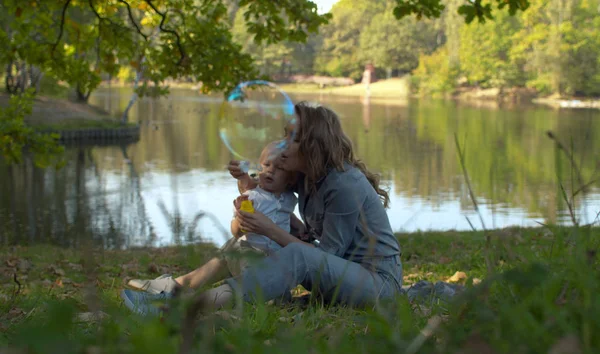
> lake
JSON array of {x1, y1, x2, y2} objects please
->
[{"x1": 2, "y1": 87, "x2": 599, "y2": 248}]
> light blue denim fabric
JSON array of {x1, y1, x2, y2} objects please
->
[
  {"x1": 225, "y1": 242, "x2": 403, "y2": 306},
  {"x1": 225, "y1": 164, "x2": 403, "y2": 306}
]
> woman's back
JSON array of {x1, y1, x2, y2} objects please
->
[{"x1": 298, "y1": 163, "x2": 401, "y2": 271}]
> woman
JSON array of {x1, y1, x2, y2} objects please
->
[
  {"x1": 199, "y1": 102, "x2": 402, "y2": 308},
  {"x1": 123, "y1": 102, "x2": 402, "y2": 313}
]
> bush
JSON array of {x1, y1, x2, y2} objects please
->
[{"x1": 412, "y1": 48, "x2": 459, "y2": 97}]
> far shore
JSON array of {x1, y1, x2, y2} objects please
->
[{"x1": 98, "y1": 77, "x2": 600, "y2": 110}]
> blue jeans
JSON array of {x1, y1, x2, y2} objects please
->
[{"x1": 225, "y1": 242, "x2": 403, "y2": 306}]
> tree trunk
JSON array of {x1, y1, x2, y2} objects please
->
[{"x1": 75, "y1": 85, "x2": 92, "y2": 102}]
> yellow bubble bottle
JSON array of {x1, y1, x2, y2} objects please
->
[
  {"x1": 239, "y1": 199, "x2": 254, "y2": 233},
  {"x1": 240, "y1": 200, "x2": 254, "y2": 213}
]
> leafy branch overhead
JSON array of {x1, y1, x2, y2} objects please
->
[
  {"x1": 393, "y1": 0, "x2": 530, "y2": 23},
  {"x1": 1, "y1": 0, "x2": 330, "y2": 101}
]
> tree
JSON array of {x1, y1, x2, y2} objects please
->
[
  {"x1": 510, "y1": 0, "x2": 600, "y2": 95},
  {"x1": 359, "y1": 1, "x2": 439, "y2": 77},
  {"x1": 0, "y1": 89, "x2": 65, "y2": 168},
  {"x1": 458, "y1": 9, "x2": 524, "y2": 88},
  {"x1": 314, "y1": 0, "x2": 387, "y2": 80},
  {"x1": 392, "y1": 0, "x2": 531, "y2": 23},
  {"x1": 0, "y1": 0, "x2": 331, "y2": 102},
  {"x1": 232, "y1": 8, "x2": 323, "y2": 77}
]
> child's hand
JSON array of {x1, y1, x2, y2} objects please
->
[
  {"x1": 227, "y1": 160, "x2": 248, "y2": 180},
  {"x1": 233, "y1": 195, "x2": 249, "y2": 211}
]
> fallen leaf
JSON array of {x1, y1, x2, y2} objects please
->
[
  {"x1": 84, "y1": 347, "x2": 103, "y2": 354},
  {"x1": 472, "y1": 278, "x2": 482, "y2": 285},
  {"x1": 67, "y1": 263, "x2": 83, "y2": 271},
  {"x1": 447, "y1": 271, "x2": 468, "y2": 283},
  {"x1": 48, "y1": 265, "x2": 65, "y2": 277},
  {"x1": 55, "y1": 279, "x2": 64, "y2": 288},
  {"x1": 548, "y1": 335, "x2": 581, "y2": 354},
  {"x1": 17, "y1": 259, "x2": 31, "y2": 272},
  {"x1": 5, "y1": 259, "x2": 17, "y2": 268},
  {"x1": 405, "y1": 273, "x2": 420, "y2": 279},
  {"x1": 147, "y1": 263, "x2": 159, "y2": 274},
  {"x1": 8, "y1": 308, "x2": 25, "y2": 320},
  {"x1": 438, "y1": 256, "x2": 452, "y2": 264}
]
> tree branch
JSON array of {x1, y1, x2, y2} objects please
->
[
  {"x1": 51, "y1": 0, "x2": 72, "y2": 55},
  {"x1": 118, "y1": 0, "x2": 149, "y2": 40},
  {"x1": 144, "y1": 0, "x2": 186, "y2": 66},
  {"x1": 89, "y1": 0, "x2": 147, "y2": 40}
]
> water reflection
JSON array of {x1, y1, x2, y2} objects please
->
[{"x1": 1, "y1": 88, "x2": 599, "y2": 248}]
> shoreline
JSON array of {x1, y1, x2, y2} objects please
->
[
  {"x1": 1, "y1": 93, "x2": 140, "y2": 142},
  {"x1": 99, "y1": 79, "x2": 600, "y2": 110}
]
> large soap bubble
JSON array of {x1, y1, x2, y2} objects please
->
[{"x1": 219, "y1": 80, "x2": 295, "y2": 175}]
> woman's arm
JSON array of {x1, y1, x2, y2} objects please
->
[
  {"x1": 235, "y1": 210, "x2": 314, "y2": 248},
  {"x1": 289, "y1": 213, "x2": 306, "y2": 238},
  {"x1": 267, "y1": 224, "x2": 315, "y2": 248}
]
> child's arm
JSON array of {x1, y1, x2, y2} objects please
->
[
  {"x1": 230, "y1": 218, "x2": 244, "y2": 239},
  {"x1": 231, "y1": 194, "x2": 253, "y2": 238}
]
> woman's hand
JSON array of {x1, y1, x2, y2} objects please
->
[{"x1": 235, "y1": 210, "x2": 277, "y2": 237}]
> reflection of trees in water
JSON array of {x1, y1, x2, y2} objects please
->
[
  {"x1": 85, "y1": 89, "x2": 600, "y2": 225},
  {"x1": 1, "y1": 145, "x2": 158, "y2": 247},
  {"x1": 0, "y1": 137, "x2": 230, "y2": 247}
]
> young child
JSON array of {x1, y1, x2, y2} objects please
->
[{"x1": 124, "y1": 141, "x2": 299, "y2": 298}]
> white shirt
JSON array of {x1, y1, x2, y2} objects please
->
[{"x1": 235, "y1": 187, "x2": 298, "y2": 253}]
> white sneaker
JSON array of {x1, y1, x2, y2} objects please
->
[{"x1": 127, "y1": 274, "x2": 178, "y2": 295}]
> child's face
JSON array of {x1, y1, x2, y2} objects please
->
[{"x1": 258, "y1": 150, "x2": 291, "y2": 194}]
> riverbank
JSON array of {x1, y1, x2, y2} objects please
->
[
  {"x1": 1, "y1": 225, "x2": 598, "y2": 352},
  {"x1": 0, "y1": 93, "x2": 139, "y2": 142}
]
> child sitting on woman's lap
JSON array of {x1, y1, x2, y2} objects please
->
[{"x1": 122, "y1": 141, "x2": 300, "y2": 306}]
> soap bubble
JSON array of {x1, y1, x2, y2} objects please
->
[{"x1": 219, "y1": 80, "x2": 295, "y2": 175}]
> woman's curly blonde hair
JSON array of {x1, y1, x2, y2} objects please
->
[{"x1": 294, "y1": 102, "x2": 390, "y2": 208}]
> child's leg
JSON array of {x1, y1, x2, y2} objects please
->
[{"x1": 175, "y1": 257, "x2": 230, "y2": 289}]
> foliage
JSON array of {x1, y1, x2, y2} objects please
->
[
  {"x1": 402, "y1": 0, "x2": 600, "y2": 96},
  {"x1": 314, "y1": 0, "x2": 387, "y2": 80},
  {"x1": 458, "y1": 10, "x2": 524, "y2": 88},
  {"x1": 0, "y1": 90, "x2": 65, "y2": 168},
  {"x1": 359, "y1": 3, "x2": 439, "y2": 75},
  {"x1": 1, "y1": 226, "x2": 600, "y2": 352},
  {"x1": 0, "y1": 0, "x2": 330, "y2": 102},
  {"x1": 392, "y1": 0, "x2": 530, "y2": 23},
  {"x1": 411, "y1": 47, "x2": 459, "y2": 96}
]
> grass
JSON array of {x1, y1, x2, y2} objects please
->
[{"x1": 1, "y1": 225, "x2": 599, "y2": 353}]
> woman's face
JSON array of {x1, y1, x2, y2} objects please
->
[{"x1": 279, "y1": 117, "x2": 306, "y2": 173}]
